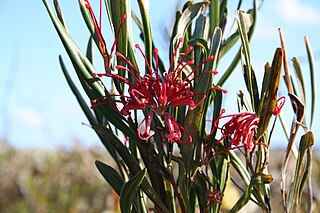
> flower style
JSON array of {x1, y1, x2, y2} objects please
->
[
  {"x1": 82, "y1": 0, "x2": 126, "y2": 72},
  {"x1": 92, "y1": 38, "x2": 219, "y2": 143},
  {"x1": 213, "y1": 109, "x2": 260, "y2": 150},
  {"x1": 273, "y1": 96, "x2": 286, "y2": 116}
]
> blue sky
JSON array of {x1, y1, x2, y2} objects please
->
[{"x1": 1, "y1": 0, "x2": 319, "y2": 149}]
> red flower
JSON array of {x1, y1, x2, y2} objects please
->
[
  {"x1": 92, "y1": 38, "x2": 219, "y2": 143},
  {"x1": 213, "y1": 109, "x2": 260, "y2": 150}
]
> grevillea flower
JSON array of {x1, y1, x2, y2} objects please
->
[
  {"x1": 213, "y1": 109, "x2": 260, "y2": 150},
  {"x1": 205, "y1": 96, "x2": 285, "y2": 156},
  {"x1": 92, "y1": 38, "x2": 220, "y2": 143}
]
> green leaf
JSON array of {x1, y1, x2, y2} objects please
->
[
  {"x1": 219, "y1": 32, "x2": 240, "y2": 58},
  {"x1": 187, "y1": 38, "x2": 209, "y2": 58},
  {"x1": 176, "y1": 1, "x2": 209, "y2": 38},
  {"x1": 120, "y1": 169, "x2": 147, "y2": 213},
  {"x1": 292, "y1": 57, "x2": 306, "y2": 104},
  {"x1": 193, "y1": 13, "x2": 209, "y2": 82},
  {"x1": 229, "y1": 180, "x2": 253, "y2": 213},
  {"x1": 229, "y1": 150, "x2": 250, "y2": 186},
  {"x1": 172, "y1": 156, "x2": 191, "y2": 213},
  {"x1": 95, "y1": 160, "x2": 124, "y2": 195},
  {"x1": 236, "y1": 10, "x2": 257, "y2": 110},
  {"x1": 93, "y1": 125, "x2": 169, "y2": 213},
  {"x1": 206, "y1": 89, "x2": 223, "y2": 149},
  {"x1": 171, "y1": 1, "x2": 209, "y2": 67},
  {"x1": 59, "y1": 56, "x2": 97, "y2": 126},
  {"x1": 304, "y1": 36, "x2": 316, "y2": 128},
  {"x1": 86, "y1": 36, "x2": 94, "y2": 64},
  {"x1": 288, "y1": 132, "x2": 313, "y2": 211},
  {"x1": 209, "y1": 0, "x2": 220, "y2": 32},
  {"x1": 137, "y1": 0, "x2": 153, "y2": 74},
  {"x1": 53, "y1": 0, "x2": 68, "y2": 30},
  {"x1": 109, "y1": 0, "x2": 128, "y2": 67}
]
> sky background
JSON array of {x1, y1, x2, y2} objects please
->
[{"x1": 1, "y1": 0, "x2": 319, "y2": 149}]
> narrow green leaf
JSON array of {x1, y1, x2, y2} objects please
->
[
  {"x1": 137, "y1": 0, "x2": 152, "y2": 74},
  {"x1": 172, "y1": 156, "x2": 191, "y2": 213},
  {"x1": 171, "y1": 1, "x2": 209, "y2": 67},
  {"x1": 59, "y1": 55, "x2": 121, "y2": 163},
  {"x1": 304, "y1": 36, "x2": 316, "y2": 128},
  {"x1": 235, "y1": 10, "x2": 253, "y2": 70},
  {"x1": 110, "y1": 0, "x2": 128, "y2": 66},
  {"x1": 217, "y1": 50, "x2": 241, "y2": 86},
  {"x1": 193, "y1": 12, "x2": 209, "y2": 86},
  {"x1": 124, "y1": 4, "x2": 140, "y2": 75},
  {"x1": 187, "y1": 38, "x2": 209, "y2": 58},
  {"x1": 120, "y1": 169, "x2": 147, "y2": 213},
  {"x1": 292, "y1": 57, "x2": 306, "y2": 104},
  {"x1": 208, "y1": 27, "x2": 222, "y2": 71},
  {"x1": 59, "y1": 56, "x2": 97, "y2": 126},
  {"x1": 219, "y1": 32, "x2": 240, "y2": 58},
  {"x1": 93, "y1": 125, "x2": 169, "y2": 213},
  {"x1": 229, "y1": 150, "x2": 250, "y2": 185},
  {"x1": 229, "y1": 181, "x2": 253, "y2": 213},
  {"x1": 95, "y1": 160, "x2": 124, "y2": 195},
  {"x1": 207, "y1": 89, "x2": 223, "y2": 148},
  {"x1": 209, "y1": 0, "x2": 220, "y2": 33},
  {"x1": 259, "y1": 62, "x2": 271, "y2": 113},
  {"x1": 215, "y1": 151, "x2": 229, "y2": 192},
  {"x1": 229, "y1": 149, "x2": 266, "y2": 209},
  {"x1": 53, "y1": 0, "x2": 68, "y2": 30},
  {"x1": 288, "y1": 132, "x2": 314, "y2": 211},
  {"x1": 176, "y1": 1, "x2": 209, "y2": 38},
  {"x1": 86, "y1": 36, "x2": 94, "y2": 64},
  {"x1": 236, "y1": 10, "x2": 256, "y2": 110}
]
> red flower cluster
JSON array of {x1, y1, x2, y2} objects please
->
[
  {"x1": 208, "y1": 94, "x2": 285, "y2": 152},
  {"x1": 93, "y1": 38, "x2": 218, "y2": 143},
  {"x1": 213, "y1": 109, "x2": 260, "y2": 150}
]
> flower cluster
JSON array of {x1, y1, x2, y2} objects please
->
[
  {"x1": 206, "y1": 95, "x2": 285, "y2": 155},
  {"x1": 93, "y1": 38, "x2": 218, "y2": 143},
  {"x1": 214, "y1": 109, "x2": 260, "y2": 150}
]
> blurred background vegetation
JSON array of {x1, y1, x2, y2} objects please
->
[
  {"x1": 1, "y1": 140, "x2": 319, "y2": 213},
  {"x1": 0, "y1": 141, "x2": 119, "y2": 213}
]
